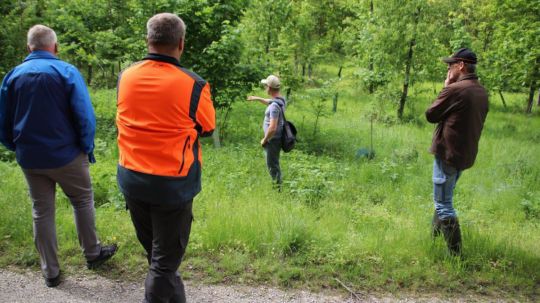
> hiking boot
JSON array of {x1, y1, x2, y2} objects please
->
[
  {"x1": 440, "y1": 217, "x2": 462, "y2": 256},
  {"x1": 45, "y1": 271, "x2": 62, "y2": 287},
  {"x1": 431, "y1": 210, "x2": 442, "y2": 238},
  {"x1": 87, "y1": 244, "x2": 118, "y2": 269}
]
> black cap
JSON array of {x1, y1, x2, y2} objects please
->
[{"x1": 442, "y1": 48, "x2": 477, "y2": 64}]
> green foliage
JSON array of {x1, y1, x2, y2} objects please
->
[
  {"x1": 0, "y1": 0, "x2": 539, "y2": 299},
  {"x1": 1, "y1": 83, "x2": 539, "y2": 299}
]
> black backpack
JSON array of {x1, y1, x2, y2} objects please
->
[{"x1": 273, "y1": 98, "x2": 297, "y2": 153}]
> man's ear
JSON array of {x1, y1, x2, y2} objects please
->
[
  {"x1": 54, "y1": 43, "x2": 58, "y2": 55},
  {"x1": 179, "y1": 39, "x2": 184, "y2": 53},
  {"x1": 458, "y1": 61, "x2": 466, "y2": 71},
  {"x1": 27, "y1": 45, "x2": 31, "y2": 53}
]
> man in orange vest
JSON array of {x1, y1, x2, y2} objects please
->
[{"x1": 116, "y1": 13, "x2": 215, "y2": 303}]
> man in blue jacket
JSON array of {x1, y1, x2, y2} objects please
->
[{"x1": 0, "y1": 25, "x2": 117, "y2": 287}]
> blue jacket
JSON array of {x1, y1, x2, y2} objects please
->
[{"x1": 0, "y1": 50, "x2": 95, "y2": 169}]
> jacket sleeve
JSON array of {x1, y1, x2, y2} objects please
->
[
  {"x1": 66, "y1": 66, "x2": 96, "y2": 161},
  {"x1": 195, "y1": 82, "x2": 215, "y2": 137},
  {"x1": 0, "y1": 72, "x2": 16, "y2": 151},
  {"x1": 425, "y1": 86, "x2": 455, "y2": 123}
]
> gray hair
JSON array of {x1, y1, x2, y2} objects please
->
[
  {"x1": 147, "y1": 13, "x2": 185, "y2": 49},
  {"x1": 27, "y1": 25, "x2": 57, "y2": 50}
]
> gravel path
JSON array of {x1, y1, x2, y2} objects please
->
[{"x1": 0, "y1": 269, "x2": 510, "y2": 302}]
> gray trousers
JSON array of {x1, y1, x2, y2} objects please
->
[
  {"x1": 264, "y1": 137, "x2": 282, "y2": 184},
  {"x1": 22, "y1": 153, "x2": 101, "y2": 278}
]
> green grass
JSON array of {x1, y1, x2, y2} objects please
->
[{"x1": 0, "y1": 78, "x2": 539, "y2": 300}]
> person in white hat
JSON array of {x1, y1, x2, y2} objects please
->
[{"x1": 247, "y1": 75, "x2": 286, "y2": 187}]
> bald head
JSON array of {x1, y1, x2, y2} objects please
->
[
  {"x1": 147, "y1": 13, "x2": 185, "y2": 51},
  {"x1": 27, "y1": 25, "x2": 57, "y2": 52}
]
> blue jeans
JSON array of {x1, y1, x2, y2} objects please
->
[
  {"x1": 433, "y1": 156, "x2": 462, "y2": 220},
  {"x1": 263, "y1": 137, "x2": 282, "y2": 184}
]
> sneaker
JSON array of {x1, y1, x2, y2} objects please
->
[
  {"x1": 86, "y1": 244, "x2": 118, "y2": 269},
  {"x1": 45, "y1": 272, "x2": 62, "y2": 287}
]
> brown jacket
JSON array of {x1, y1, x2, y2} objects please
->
[{"x1": 426, "y1": 73, "x2": 489, "y2": 170}]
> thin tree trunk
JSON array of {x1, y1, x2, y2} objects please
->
[
  {"x1": 398, "y1": 8, "x2": 420, "y2": 119},
  {"x1": 212, "y1": 126, "x2": 221, "y2": 148},
  {"x1": 219, "y1": 106, "x2": 232, "y2": 141},
  {"x1": 368, "y1": 0, "x2": 375, "y2": 94},
  {"x1": 398, "y1": 37, "x2": 415, "y2": 119},
  {"x1": 87, "y1": 65, "x2": 93, "y2": 85},
  {"x1": 332, "y1": 93, "x2": 339, "y2": 113},
  {"x1": 265, "y1": 32, "x2": 271, "y2": 54},
  {"x1": 333, "y1": 66, "x2": 343, "y2": 112},
  {"x1": 286, "y1": 88, "x2": 292, "y2": 103},
  {"x1": 294, "y1": 51, "x2": 299, "y2": 74},
  {"x1": 498, "y1": 90, "x2": 507, "y2": 108},
  {"x1": 526, "y1": 57, "x2": 539, "y2": 113},
  {"x1": 308, "y1": 63, "x2": 313, "y2": 80},
  {"x1": 526, "y1": 81, "x2": 536, "y2": 113},
  {"x1": 111, "y1": 64, "x2": 115, "y2": 87}
]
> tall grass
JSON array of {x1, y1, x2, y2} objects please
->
[{"x1": 0, "y1": 77, "x2": 538, "y2": 299}]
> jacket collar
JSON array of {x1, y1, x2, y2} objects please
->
[
  {"x1": 456, "y1": 73, "x2": 478, "y2": 82},
  {"x1": 24, "y1": 50, "x2": 59, "y2": 62},
  {"x1": 143, "y1": 53, "x2": 181, "y2": 67}
]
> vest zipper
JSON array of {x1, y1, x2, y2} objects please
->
[{"x1": 179, "y1": 136, "x2": 191, "y2": 174}]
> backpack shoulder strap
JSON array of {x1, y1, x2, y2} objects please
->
[{"x1": 269, "y1": 99, "x2": 287, "y2": 122}]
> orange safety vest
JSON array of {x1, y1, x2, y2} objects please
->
[{"x1": 116, "y1": 54, "x2": 215, "y2": 178}]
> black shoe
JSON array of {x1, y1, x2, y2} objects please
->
[
  {"x1": 440, "y1": 217, "x2": 462, "y2": 256},
  {"x1": 87, "y1": 244, "x2": 118, "y2": 269},
  {"x1": 45, "y1": 272, "x2": 62, "y2": 287}
]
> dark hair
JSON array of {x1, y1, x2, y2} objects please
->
[{"x1": 464, "y1": 62, "x2": 476, "y2": 74}]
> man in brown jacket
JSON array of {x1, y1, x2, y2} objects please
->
[{"x1": 425, "y1": 48, "x2": 489, "y2": 255}]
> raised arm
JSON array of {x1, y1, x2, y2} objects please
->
[{"x1": 247, "y1": 95, "x2": 272, "y2": 106}]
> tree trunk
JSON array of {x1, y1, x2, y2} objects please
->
[
  {"x1": 87, "y1": 65, "x2": 93, "y2": 85},
  {"x1": 526, "y1": 57, "x2": 539, "y2": 113},
  {"x1": 294, "y1": 51, "x2": 299, "y2": 74},
  {"x1": 265, "y1": 32, "x2": 271, "y2": 54},
  {"x1": 286, "y1": 88, "x2": 292, "y2": 103},
  {"x1": 397, "y1": 7, "x2": 420, "y2": 119},
  {"x1": 398, "y1": 37, "x2": 415, "y2": 119},
  {"x1": 333, "y1": 66, "x2": 343, "y2": 112},
  {"x1": 498, "y1": 90, "x2": 507, "y2": 108},
  {"x1": 308, "y1": 63, "x2": 313, "y2": 80},
  {"x1": 332, "y1": 93, "x2": 338, "y2": 113},
  {"x1": 526, "y1": 80, "x2": 536, "y2": 114},
  {"x1": 368, "y1": 0, "x2": 375, "y2": 94},
  {"x1": 111, "y1": 64, "x2": 115, "y2": 87},
  {"x1": 211, "y1": 127, "x2": 221, "y2": 148}
]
